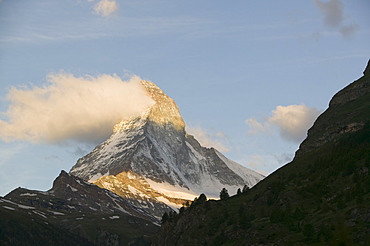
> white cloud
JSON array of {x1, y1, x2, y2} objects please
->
[
  {"x1": 0, "y1": 73, "x2": 154, "y2": 144},
  {"x1": 246, "y1": 104, "x2": 321, "y2": 143},
  {"x1": 313, "y1": 0, "x2": 358, "y2": 38},
  {"x1": 269, "y1": 105, "x2": 321, "y2": 142},
  {"x1": 186, "y1": 125, "x2": 230, "y2": 153},
  {"x1": 93, "y1": 0, "x2": 119, "y2": 17}
]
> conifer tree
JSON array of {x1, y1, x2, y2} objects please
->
[
  {"x1": 161, "y1": 212, "x2": 169, "y2": 224},
  {"x1": 198, "y1": 193, "x2": 207, "y2": 203},
  {"x1": 237, "y1": 188, "x2": 242, "y2": 195},
  {"x1": 242, "y1": 184, "x2": 249, "y2": 193},
  {"x1": 220, "y1": 188, "x2": 229, "y2": 200}
]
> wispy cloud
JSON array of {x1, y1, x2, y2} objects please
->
[
  {"x1": 246, "y1": 104, "x2": 321, "y2": 143},
  {"x1": 0, "y1": 15, "x2": 210, "y2": 44},
  {"x1": 314, "y1": 0, "x2": 344, "y2": 28},
  {"x1": 186, "y1": 125, "x2": 230, "y2": 153},
  {"x1": 0, "y1": 143, "x2": 26, "y2": 167},
  {"x1": 44, "y1": 155, "x2": 62, "y2": 161},
  {"x1": 244, "y1": 118, "x2": 266, "y2": 135},
  {"x1": 274, "y1": 153, "x2": 293, "y2": 165},
  {"x1": 0, "y1": 73, "x2": 154, "y2": 144},
  {"x1": 243, "y1": 154, "x2": 270, "y2": 176},
  {"x1": 313, "y1": 0, "x2": 359, "y2": 38},
  {"x1": 339, "y1": 23, "x2": 359, "y2": 38},
  {"x1": 70, "y1": 146, "x2": 90, "y2": 157},
  {"x1": 0, "y1": 32, "x2": 110, "y2": 43}
]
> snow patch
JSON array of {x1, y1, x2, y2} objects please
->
[
  {"x1": 67, "y1": 184, "x2": 78, "y2": 192},
  {"x1": 2, "y1": 206, "x2": 15, "y2": 210},
  {"x1": 109, "y1": 215, "x2": 120, "y2": 219},
  {"x1": 20, "y1": 193, "x2": 37, "y2": 197},
  {"x1": 2, "y1": 199, "x2": 36, "y2": 210},
  {"x1": 40, "y1": 190, "x2": 55, "y2": 196},
  {"x1": 17, "y1": 204, "x2": 36, "y2": 210},
  {"x1": 127, "y1": 185, "x2": 139, "y2": 195},
  {"x1": 106, "y1": 193, "x2": 129, "y2": 214},
  {"x1": 48, "y1": 210, "x2": 65, "y2": 215},
  {"x1": 156, "y1": 196, "x2": 182, "y2": 209},
  {"x1": 215, "y1": 150, "x2": 264, "y2": 187},
  {"x1": 88, "y1": 171, "x2": 109, "y2": 182},
  {"x1": 145, "y1": 179, "x2": 198, "y2": 200},
  {"x1": 33, "y1": 210, "x2": 47, "y2": 218},
  {"x1": 127, "y1": 172, "x2": 137, "y2": 180}
]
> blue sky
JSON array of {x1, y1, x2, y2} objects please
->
[{"x1": 0, "y1": 0, "x2": 369, "y2": 196}]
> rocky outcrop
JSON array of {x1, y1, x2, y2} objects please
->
[
  {"x1": 329, "y1": 71, "x2": 370, "y2": 107},
  {"x1": 295, "y1": 60, "x2": 370, "y2": 158}
]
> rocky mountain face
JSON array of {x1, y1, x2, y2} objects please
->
[
  {"x1": 70, "y1": 80, "x2": 264, "y2": 217},
  {"x1": 152, "y1": 61, "x2": 370, "y2": 246}
]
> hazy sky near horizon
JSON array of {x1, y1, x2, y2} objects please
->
[{"x1": 0, "y1": 0, "x2": 369, "y2": 196}]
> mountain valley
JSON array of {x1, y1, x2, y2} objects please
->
[{"x1": 1, "y1": 61, "x2": 369, "y2": 245}]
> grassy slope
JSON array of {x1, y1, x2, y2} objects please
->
[
  {"x1": 154, "y1": 75, "x2": 370, "y2": 246},
  {"x1": 160, "y1": 124, "x2": 369, "y2": 245}
]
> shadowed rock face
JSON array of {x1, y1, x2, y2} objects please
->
[
  {"x1": 295, "y1": 62, "x2": 370, "y2": 158},
  {"x1": 151, "y1": 60, "x2": 370, "y2": 246},
  {"x1": 2, "y1": 170, "x2": 160, "y2": 245},
  {"x1": 70, "y1": 80, "x2": 264, "y2": 217},
  {"x1": 5, "y1": 170, "x2": 159, "y2": 222}
]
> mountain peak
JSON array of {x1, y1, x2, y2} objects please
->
[
  {"x1": 113, "y1": 80, "x2": 185, "y2": 133},
  {"x1": 70, "y1": 79, "x2": 264, "y2": 216}
]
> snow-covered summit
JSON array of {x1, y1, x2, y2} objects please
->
[{"x1": 70, "y1": 80, "x2": 264, "y2": 214}]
